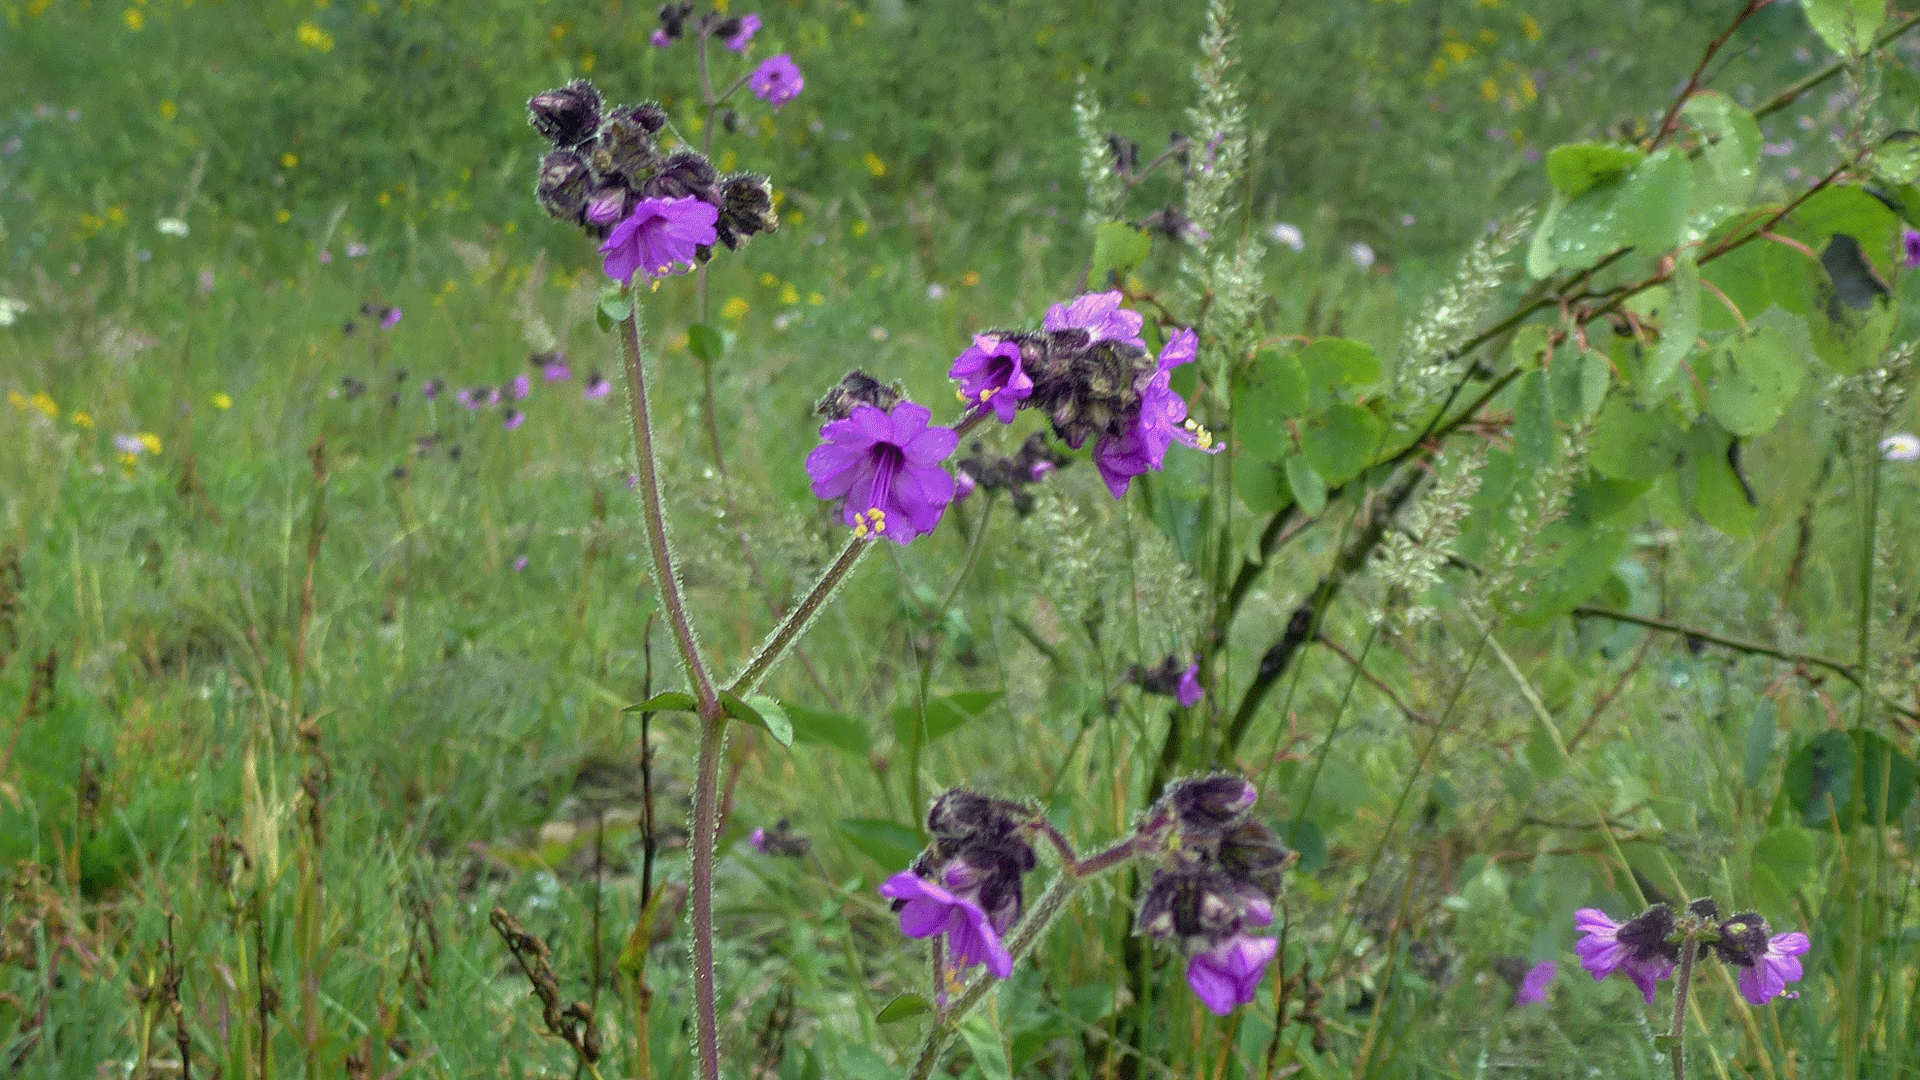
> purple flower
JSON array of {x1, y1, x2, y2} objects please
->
[
  {"x1": 1903, "y1": 228, "x2": 1920, "y2": 269},
  {"x1": 948, "y1": 334, "x2": 1032, "y2": 423},
  {"x1": 1044, "y1": 290, "x2": 1144, "y2": 349},
  {"x1": 381, "y1": 306, "x2": 403, "y2": 329},
  {"x1": 541, "y1": 359, "x2": 572, "y2": 382},
  {"x1": 1093, "y1": 329, "x2": 1219, "y2": 499},
  {"x1": 1515, "y1": 961, "x2": 1558, "y2": 1005},
  {"x1": 512, "y1": 554, "x2": 529, "y2": 572},
  {"x1": 113, "y1": 433, "x2": 146, "y2": 456},
  {"x1": 879, "y1": 870, "x2": 1013, "y2": 978},
  {"x1": 422, "y1": 378, "x2": 444, "y2": 401},
  {"x1": 457, "y1": 387, "x2": 490, "y2": 411},
  {"x1": 507, "y1": 374, "x2": 531, "y2": 401},
  {"x1": 1177, "y1": 663, "x2": 1204, "y2": 708},
  {"x1": 1574, "y1": 908, "x2": 1674, "y2": 1004},
  {"x1": 725, "y1": 13, "x2": 761, "y2": 51},
  {"x1": 1185, "y1": 934, "x2": 1277, "y2": 1015},
  {"x1": 750, "y1": 54, "x2": 804, "y2": 110},
  {"x1": 806, "y1": 401, "x2": 958, "y2": 544},
  {"x1": 651, "y1": 28, "x2": 671, "y2": 47},
  {"x1": 584, "y1": 373, "x2": 612, "y2": 399},
  {"x1": 347, "y1": 242, "x2": 369, "y2": 258},
  {"x1": 599, "y1": 197, "x2": 720, "y2": 284},
  {"x1": 503, "y1": 408, "x2": 525, "y2": 431},
  {"x1": 748, "y1": 827, "x2": 768, "y2": 852},
  {"x1": 1736, "y1": 932, "x2": 1809, "y2": 1005},
  {"x1": 319, "y1": 251, "x2": 333, "y2": 265}
]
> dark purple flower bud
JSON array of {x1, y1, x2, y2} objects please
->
[
  {"x1": 1135, "y1": 867, "x2": 1272, "y2": 945},
  {"x1": 532, "y1": 350, "x2": 572, "y2": 381},
  {"x1": 535, "y1": 149, "x2": 594, "y2": 225},
  {"x1": 656, "y1": 1, "x2": 694, "y2": 39},
  {"x1": 723, "y1": 12, "x2": 760, "y2": 52},
  {"x1": 584, "y1": 373, "x2": 612, "y2": 399},
  {"x1": 585, "y1": 187, "x2": 632, "y2": 231},
  {"x1": 341, "y1": 376, "x2": 367, "y2": 399},
  {"x1": 1615, "y1": 904, "x2": 1682, "y2": 965},
  {"x1": 926, "y1": 789, "x2": 1016, "y2": 844},
  {"x1": 503, "y1": 408, "x2": 525, "y2": 431},
  {"x1": 1711, "y1": 911, "x2": 1772, "y2": 967},
  {"x1": 747, "y1": 819, "x2": 811, "y2": 857},
  {"x1": 1107, "y1": 133, "x2": 1139, "y2": 177},
  {"x1": 715, "y1": 173, "x2": 777, "y2": 250},
  {"x1": 528, "y1": 80, "x2": 603, "y2": 149},
  {"x1": 1166, "y1": 774, "x2": 1258, "y2": 833},
  {"x1": 1141, "y1": 203, "x2": 1210, "y2": 245},
  {"x1": 592, "y1": 108, "x2": 665, "y2": 184},
  {"x1": 422, "y1": 378, "x2": 444, "y2": 401},
  {"x1": 642, "y1": 150, "x2": 721, "y2": 205},
  {"x1": 814, "y1": 369, "x2": 904, "y2": 422},
  {"x1": 1215, "y1": 819, "x2": 1296, "y2": 896}
]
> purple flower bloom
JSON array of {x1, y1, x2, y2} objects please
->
[
  {"x1": 806, "y1": 401, "x2": 958, "y2": 544},
  {"x1": 458, "y1": 387, "x2": 490, "y2": 411},
  {"x1": 512, "y1": 554, "x2": 529, "y2": 572},
  {"x1": 599, "y1": 197, "x2": 720, "y2": 284},
  {"x1": 748, "y1": 827, "x2": 769, "y2": 852},
  {"x1": 1574, "y1": 908, "x2": 1674, "y2": 1004},
  {"x1": 750, "y1": 54, "x2": 804, "y2": 110},
  {"x1": 651, "y1": 28, "x2": 671, "y2": 47},
  {"x1": 503, "y1": 408, "x2": 525, "y2": 431},
  {"x1": 113, "y1": 433, "x2": 146, "y2": 456},
  {"x1": 1093, "y1": 328, "x2": 1219, "y2": 499},
  {"x1": 725, "y1": 13, "x2": 760, "y2": 51},
  {"x1": 319, "y1": 251, "x2": 333, "y2": 265},
  {"x1": 381, "y1": 306, "x2": 403, "y2": 329},
  {"x1": 542, "y1": 360, "x2": 572, "y2": 381},
  {"x1": 422, "y1": 378, "x2": 443, "y2": 401},
  {"x1": 584, "y1": 373, "x2": 612, "y2": 399},
  {"x1": 1903, "y1": 228, "x2": 1920, "y2": 269},
  {"x1": 1044, "y1": 290, "x2": 1145, "y2": 349},
  {"x1": 1737, "y1": 932, "x2": 1809, "y2": 1005},
  {"x1": 1185, "y1": 934, "x2": 1277, "y2": 1015},
  {"x1": 1515, "y1": 961, "x2": 1558, "y2": 1005},
  {"x1": 948, "y1": 334, "x2": 1032, "y2": 423},
  {"x1": 507, "y1": 374, "x2": 531, "y2": 401},
  {"x1": 1177, "y1": 663, "x2": 1204, "y2": 708},
  {"x1": 879, "y1": 870, "x2": 1013, "y2": 978}
]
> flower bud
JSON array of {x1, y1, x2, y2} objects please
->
[
  {"x1": 1615, "y1": 904, "x2": 1682, "y2": 964},
  {"x1": 816, "y1": 370, "x2": 905, "y2": 422},
  {"x1": 535, "y1": 150, "x2": 594, "y2": 224},
  {"x1": 593, "y1": 111, "x2": 663, "y2": 184},
  {"x1": 1711, "y1": 911, "x2": 1772, "y2": 968},
  {"x1": 716, "y1": 173, "x2": 777, "y2": 250},
  {"x1": 642, "y1": 150, "x2": 721, "y2": 204},
  {"x1": 1216, "y1": 820, "x2": 1296, "y2": 896},
  {"x1": 1167, "y1": 774, "x2": 1258, "y2": 833},
  {"x1": 528, "y1": 80, "x2": 603, "y2": 149}
]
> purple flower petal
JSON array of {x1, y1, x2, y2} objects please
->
[
  {"x1": 1177, "y1": 663, "x2": 1204, "y2": 708},
  {"x1": 599, "y1": 197, "x2": 720, "y2": 284},
  {"x1": 807, "y1": 401, "x2": 957, "y2": 545},
  {"x1": 725, "y1": 12, "x2": 760, "y2": 51},
  {"x1": 1185, "y1": 935, "x2": 1277, "y2": 1015},
  {"x1": 750, "y1": 54, "x2": 804, "y2": 109},
  {"x1": 1515, "y1": 961, "x2": 1557, "y2": 1006},
  {"x1": 1044, "y1": 291, "x2": 1145, "y2": 349}
]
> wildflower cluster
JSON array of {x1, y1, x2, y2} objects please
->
[
  {"x1": 1576, "y1": 900, "x2": 1809, "y2": 1006},
  {"x1": 1133, "y1": 775, "x2": 1293, "y2": 1014},
  {"x1": 1129, "y1": 655, "x2": 1205, "y2": 708},
  {"x1": 528, "y1": 80, "x2": 776, "y2": 281},
  {"x1": 880, "y1": 791, "x2": 1038, "y2": 981}
]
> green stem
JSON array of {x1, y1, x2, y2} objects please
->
[
  {"x1": 727, "y1": 535, "x2": 873, "y2": 696},
  {"x1": 1670, "y1": 938, "x2": 1698, "y2": 1080}
]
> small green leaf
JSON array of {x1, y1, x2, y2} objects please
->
[
  {"x1": 1236, "y1": 457, "x2": 1290, "y2": 514},
  {"x1": 1236, "y1": 350, "x2": 1310, "y2": 461},
  {"x1": 1508, "y1": 324, "x2": 1554, "y2": 368},
  {"x1": 1802, "y1": 0, "x2": 1886, "y2": 57},
  {"x1": 1708, "y1": 309, "x2": 1810, "y2": 437},
  {"x1": 719, "y1": 690, "x2": 793, "y2": 746},
  {"x1": 1283, "y1": 454, "x2": 1327, "y2": 516},
  {"x1": 688, "y1": 322, "x2": 725, "y2": 363},
  {"x1": 1743, "y1": 699, "x2": 1778, "y2": 786},
  {"x1": 626, "y1": 691, "x2": 697, "y2": 713},
  {"x1": 1300, "y1": 403, "x2": 1383, "y2": 485},
  {"x1": 957, "y1": 1011, "x2": 1013, "y2": 1080},
  {"x1": 876, "y1": 993, "x2": 932, "y2": 1024},
  {"x1": 785, "y1": 702, "x2": 872, "y2": 757},
  {"x1": 1684, "y1": 92, "x2": 1762, "y2": 219},
  {"x1": 1513, "y1": 369, "x2": 1555, "y2": 473},
  {"x1": 836, "y1": 818, "x2": 922, "y2": 870},
  {"x1": 1527, "y1": 190, "x2": 1567, "y2": 279},
  {"x1": 1546, "y1": 142, "x2": 1646, "y2": 198},
  {"x1": 1588, "y1": 394, "x2": 1686, "y2": 482},
  {"x1": 1642, "y1": 253, "x2": 1700, "y2": 396},
  {"x1": 1088, "y1": 221, "x2": 1152, "y2": 287},
  {"x1": 1752, "y1": 825, "x2": 1814, "y2": 892},
  {"x1": 1874, "y1": 130, "x2": 1920, "y2": 185},
  {"x1": 597, "y1": 285, "x2": 631, "y2": 331},
  {"x1": 1687, "y1": 420, "x2": 1758, "y2": 537},
  {"x1": 1550, "y1": 147, "x2": 1691, "y2": 271},
  {"x1": 1297, "y1": 338, "x2": 1382, "y2": 405}
]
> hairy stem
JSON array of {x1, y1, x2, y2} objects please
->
[
  {"x1": 688, "y1": 716, "x2": 726, "y2": 1080},
  {"x1": 1670, "y1": 938, "x2": 1698, "y2": 1080},
  {"x1": 728, "y1": 535, "x2": 873, "y2": 696}
]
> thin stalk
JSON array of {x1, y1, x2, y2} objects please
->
[
  {"x1": 728, "y1": 535, "x2": 873, "y2": 696},
  {"x1": 687, "y1": 717, "x2": 726, "y2": 1080},
  {"x1": 1669, "y1": 939, "x2": 1699, "y2": 1080}
]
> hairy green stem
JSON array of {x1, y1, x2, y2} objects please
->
[
  {"x1": 1670, "y1": 938, "x2": 1698, "y2": 1080},
  {"x1": 728, "y1": 535, "x2": 873, "y2": 696}
]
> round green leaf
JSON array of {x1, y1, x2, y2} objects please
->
[
  {"x1": 688, "y1": 322, "x2": 725, "y2": 363},
  {"x1": 1088, "y1": 221, "x2": 1151, "y2": 287},
  {"x1": 1235, "y1": 350, "x2": 1309, "y2": 461},
  {"x1": 1283, "y1": 454, "x2": 1327, "y2": 516},
  {"x1": 1300, "y1": 403, "x2": 1382, "y2": 485},
  {"x1": 1546, "y1": 142, "x2": 1646, "y2": 198},
  {"x1": 1588, "y1": 394, "x2": 1686, "y2": 482},
  {"x1": 1707, "y1": 309, "x2": 1810, "y2": 437},
  {"x1": 1550, "y1": 147, "x2": 1691, "y2": 271}
]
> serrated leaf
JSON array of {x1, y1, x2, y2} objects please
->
[
  {"x1": 1283, "y1": 454, "x2": 1327, "y2": 516},
  {"x1": 1708, "y1": 309, "x2": 1809, "y2": 436},
  {"x1": 1643, "y1": 253, "x2": 1700, "y2": 396},
  {"x1": 876, "y1": 993, "x2": 932, "y2": 1024},
  {"x1": 1549, "y1": 147, "x2": 1691, "y2": 271},
  {"x1": 626, "y1": 691, "x2": 697, "y2": 713},
  {"x1": 1300, "y1": 403, "x2": 1383, "y2": 485},
  {"x1": 1546, "y1": 142, "x2": 1646, "y2": 198},
  {"x1": 1803, "y1": 0, "x2": 1886, "y2": 57},
  {"x1": 1236, "y1": 350, "x2": 1309, "y2": 461},
  {"x1": 687, "y1": 322, "x2": 725, "y2": 363},
  {"x1": 785, "y1": 702, "x2": 872, "y2": 756},
  {"x1": 1088, "y1": 221, "x2": 1152, "y2": 288}
]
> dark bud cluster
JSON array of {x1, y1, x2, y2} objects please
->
[
  {"x1": 1709, "y1": 911, "x2": 1774, "y2": 969},
  {"x1": 1128, "y1": 655, "x2": 1193, "y2": 699},
  {"x1": 899, "y1": 789, "x2": 1038, "y2": 936},
  {"x1": 1615, "y1": 903, "x2": 1683, "y2": 966},
  {"x1": 1134, "y1": 775, "x2": 1293, "y2": 952},
  {"x1": 994, "y1": 328, "x2": 1157, "y2": 451},
  {"x1": 1140, "y1": 204, "x2": 1207, "y2": 246},
  {"x1": 815, "y1": 370, "x2": 904, "y2": 422},
  {"x1": 955, "y1": 433, "x2": 1071, "y2": 516},
  {"x1": 528, "y1": 80, "x2": 778, "y2": 251},
  {"x1": 655, "y1": 2, "x2": 696, "y2": 42}
]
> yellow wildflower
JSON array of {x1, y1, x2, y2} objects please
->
[
  {"x1": 158, "y1": 99, "x2": 178, "y2": 120},
  {"x1": 138, "y1": 433, "x2": 162, "y2": 455},
  {"x1": 298, "y1": 22, "x2": 335, "y2": 50},
  {"x1": 124, "y1": 8, "x2": 144, "y2": 30},
  {"x1": 212, "y1": 392, "x2": 232, "y2": 410},
  {"x1": 276, "y1": 209, "x2": 292, "y2": 223},
  {"x1": 852, "y1": 220, "x2": 869, "y2": 237},
  {"x1": 73, "y1": 411, "x2": 94, "y2": 429},
  {"x1": 29, "y1": 393, "x2": 58, "y2": 419},
  {"x1": 5, "y1": 391, "x2": 26, "y2": 411},
  {"x1": 807, "y1": 292, "x2": 824, "y2": 306},
  {"x1": 778, "y1": 282, "x2": 800, "y2": 305},
  {"x1": 721, "y1": 297, "x2": 749, "y2": 323},
  {"x1": 1522, "y1": 15, "x2": 1541, "y2": 40},
  {"x1": 1480, "y1": 78, "x2": 1500, "y2": 102},
  {"x1": 864, "y1": 152, "x2": 887, "y2": 178},
  {"x1": 961, "y1": 270, "x2": 981, "y2": 288}
]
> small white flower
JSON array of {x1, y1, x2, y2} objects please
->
[
  {"x1": 156, "y1": 217, "x2": 190, "y2": 237},
  {"x1": 1349, "y1": 241, "x2": 1377, "y2": 271},
  {"x1": 0, "y1": 297, "x2": 25, "y2": 327},
  {"x1": 1269, "y1": 222, "x2": 1305, "y2": 252},
  {"x1": 1883, "y1": 433, "x2": 1920, "y2": 461},
  {"x1": 1400, "y1": 213, "x2": 1416, "y2": 227},
  {"x1": 926, "y1": 282, "x2": 947, "y2": 301},
  {"x1": 868, "y1": 325, "x2": 889, "y2": 342}
]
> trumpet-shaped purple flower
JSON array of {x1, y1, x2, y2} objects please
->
[
  {"x1": 879, "y1": 870, "x2": 1013, "y2": 978},
  {"x1": 1736, "y1": 932, "x2": 1809, "y2": 1005},
  {"x1": 1574, "y1": 908, "x2": 1675, "y2": 1004},
  {"x1": 1185, "y1": 933, "x2": 1277, "y2": 1015},
  {"x1": 1515, "y1": 960, "x2": 1558, "y2": 1005},
  {"x1": 1904, "y1": 227, "x2": 1920, "y2": 269},
  {"x1": 806, "y1": 401, "x2": 958, "y2": 544},
  {"x1": 381, "y1": 306, "x2": 403, "y2": 329},
  {"x1": 948, "y1": 335, "x2": 1031, "y2": 423},
  {"x1": 1044, "y1": 290, "x2": 1145, "y2": 349},
  {"x1": 599, "y1": 197, "x2": 719, "y2": 284},
  {"x1": 1093, "y1": 328, "x2": 1218, "y2": 498},
  {"x1": 750, "y1": 54, "x2": 804, "y2": 109},
  {"x1": 1177, "y1": 663, "x2": 1204, "y2": 708},
  {"x1": 725, "y1": 13, "x2": 761, "y2": 51}
]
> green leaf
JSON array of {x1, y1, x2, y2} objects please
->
[
  {"x1": 958, "y1": 1011, "x2": 1014, "y2": 1080},
  {"x1": 1550, "y1": 346, "x2": 1611, "y2": 422},
  {"x1": 1235, "y1": 457, "x2": 1290, "y2": 514},
  {"x1": 876, "y1": 993, "x2": 932, "y2": 1024},
  {"x1": 1780, "y1": 728, "x2": 1918, "y2": 829},
  {"x1": 1527, "y1": 190, "x2": 1567, "y2": 278},
  {"x1": 1707, "y1": 309, "x2": 1810, "y2": 437},
  {"x1": 1549, "y1": 147, "x2": 1691, "y2": 271},
  {"x1": 1802, "y1": 0, "x2": 1886, "y2": 57},
  {"x1": 1088, "y1": 221, "x2": 1152, "y2": 288},
  {"x1": 1296, "y1": 338, "x2": 1382, "y2": 405},
  {"x1": 785, "y1": 702, "x2": 872, "y2": 756},
  {"x1": 1743, "y1": 699, "x2": 1779, "y2": 786},
  {"x1": 1588, "y1": 394, "x2": 1686, "y2": 482},
  {"x1": 718, "y1": 690, "x2": 793, "y2": 746},
  {"x1": 1235, "y1": 350, "x2": 1309, "y2": 461},
  {"x1": 1642, "y1": 253, "x2": 1700, "y2": 396},
  {"x1": 1874, "y1": 130, "x2": 1920, "y2": 185},
  {"x1": 1687, "y1": 420, "x2": 1758, "y2": 537},
  {"x1": 626, "y1": 691, "x2": 697, "y2": 713},
  {"x1": 1513, "y1": 369, "x2": 1555, "y2": 473},
  {"x1": 1752, "y1": 825, "x2": 1815, "y2": 892},
  {"x1": 596, "y1": 285, "x2": 631, "y2": 331},
  {"x1": 1300, "y1": 403, "x2": 1383, "y2": 485},
  {"x1": 687, "y1": 322, "x2": 725, "y2": 363},
  {"x1": 1511, "y1": 522, "x2": 1630, "y2": 625},
  {"x1": 1698, "y1": 226, "x2": 1816, "y2": 334},
  {"x1": 1546, "y1": 142, "x2": 1646, "y2": 198},
  {"x1": 1684, "y1": 92, "x2": 1762, "y2": 220},
  {"x1": 1788, "y1": 185, "x2": 1898, "y2": 273},
  {"x1": 1508, "y1": 324, "x2": 1554, "y2": 369},
  {"x1": 1283, "y1": 454, "x2": 1327, "y2": 516},
  {"x1": 891, "y1": 690, "x2": 1003, "y2": 746},
  {"x1": 836, "y1": 818, "x2": 922, "y2": 870},
  {"x1": 1525, "y1": 718, "x2": 1564, "y2": 780}
]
